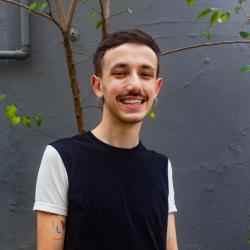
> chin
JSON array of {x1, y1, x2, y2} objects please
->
[
  {"x1": 117, "y1": 113, "x2": 146, "y2": 124},
  {"x1": 104, "y1": 104, "x2": 150, "y2": 124}
]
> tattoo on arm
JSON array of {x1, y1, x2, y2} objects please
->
[{"x1": 51, "y1": 219, "x2": 65, "y2": 240}]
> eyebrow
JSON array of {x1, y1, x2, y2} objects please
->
[
  {"x1": 140, "y1": 65, "x2": 155, "y2": 72},
  {"x1": 110, "y1": 63, "x2": 155, "y2": 72},
  {"x1": 110, "y1": 63, "x2": 129, "y2": 71}
]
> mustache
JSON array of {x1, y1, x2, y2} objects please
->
[{"x1": 118, "y1": 90, "x2": 146, "y2": 98}]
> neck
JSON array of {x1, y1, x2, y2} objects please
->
[{"x1": 91, "y1": 115, "x2": 142, "y2": 149}]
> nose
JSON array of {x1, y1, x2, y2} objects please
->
[{"x1": 126, "y1": 71, "x2": 141, "y2": 90}]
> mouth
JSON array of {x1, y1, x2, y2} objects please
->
[{"x1": 117, "y1": 95, "x2": 147, "y2": 105}]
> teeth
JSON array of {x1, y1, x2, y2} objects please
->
[{"x1": 121, "y1": 99, "x2": 142, "y2": 104}]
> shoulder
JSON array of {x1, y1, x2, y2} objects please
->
[
  {"x1": 39, "y1": 145, "x2": 68, "y2": 180},
  {"x1": 47, "y1": 132, "x2": 97, "y2": 175},
  {"x1": 49, "y1": 134, "x2": 80, "y2": 152},
  {"x1": 140, "y1": 145, "x2": 169, "y2": 169},
  {"x1": 47, "y1": 135, "x2": 76, "y2": 167},
  {"x1": 142, "y1": 145, "x2": 168, "y2": 162},
  {"x1": 49, "y1": 131, "x2": 97, "y2": 153},
  {"x1": 48, "y1": 132, "x2": 90, "y2": 159}
]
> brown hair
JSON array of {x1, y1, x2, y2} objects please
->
[{"x1": 93, "y1": 29, "x2": 161, "y2": 77}]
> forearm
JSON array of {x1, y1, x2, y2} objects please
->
[
  {"x1": 167, "y1": 237, "x2": 178, "y2": 250},
  {"x1": 36, "y1": 211, "x2": 66, "y2": 250},
  {"x1": 166, "y1": 213, "x2": 178, "y2": 250}
]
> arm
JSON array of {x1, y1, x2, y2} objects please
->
[
  {"x1": 167, "y1": 158, "x2": 178, "y2": 250},
  {"x1": 36, "y1": 211, "x2": 66, "y2": 250},
  {"x1": 34, "y1": 145, "x2": 69, "y2": 250},
  {"x1": 166, "y1": 213, "x2": 178, "y2": 250}
]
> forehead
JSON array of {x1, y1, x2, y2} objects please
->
[{"x1": 102, "y1": 43, "x2": 158, "y2": 71}]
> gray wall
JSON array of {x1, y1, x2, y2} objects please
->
[{"x1": 1, "y1": 0, "x2": 250, "y2": 249}]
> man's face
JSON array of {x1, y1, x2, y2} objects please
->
[{"x1": 92, "y1": 43, "x2": 163, "y2": 125}]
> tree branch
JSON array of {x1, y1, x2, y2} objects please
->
[
  {"x1": 46, "y1": 0, "x2": 52, "y2": 16},
  {"x1": 66, "y1": 0, "x2": 78, "y2": 31},
  {"x1": 99, "y1": 0, "x2": 110, "y2": 40},
  {"x1": 54, "y1": 0, "x2": 67, "y2": 31},
  {"x1": 161, "y1": 40, "x2": 250, "y2": 56},
  {"x1": 0, "y1": 0, "x2": 61, "y2": 30},
  {"x1": 46, "y1": 0, "x2": 61, "y2": 28}
]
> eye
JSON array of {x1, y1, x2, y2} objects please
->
[
  {"x1": 112, "y1": 71, "x2": 127, "y2": 78},
  {"x1": 140, "y1": 72, "x2": 153, "y2": 79}
]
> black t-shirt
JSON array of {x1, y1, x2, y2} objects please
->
[{"x1": 51, "y1": 131, "x2": 169, "y2": 250}]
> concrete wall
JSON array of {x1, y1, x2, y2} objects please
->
[{"x1": 1, "y1": 0, "x2": 250, "y2": 249}]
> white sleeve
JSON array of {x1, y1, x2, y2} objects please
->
[
  {"x1": 33, "y1": 145, "x2": 69, "y2": 216},
  {"x1": 168, "y1": 159, "x2": 177, "y2": 213}
]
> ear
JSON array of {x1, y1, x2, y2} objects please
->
[
  {"x1": 91, "y1": 74, "x2": 104, "y2": 98},
  {"x1": 154, "y1": 77, "x2": 164, "y2": 98}
]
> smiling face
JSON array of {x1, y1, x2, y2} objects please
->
[{"x1": 91, "y1": 43, "x2": 163, "y2": 125}]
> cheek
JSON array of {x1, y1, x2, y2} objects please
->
[
  {"x1": 103, "y1": 82, "x2": 122, "y2": 99},
  {"x1": 145, "y1": 84, "x2": 157, "y2": 97}
]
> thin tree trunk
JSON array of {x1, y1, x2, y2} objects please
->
[
  {"x1": 99, "y1": 0, "x2": 110, "y2": 40},
  {"x1": 62, "y1": 32, "x2": 84, "y2": 134}
]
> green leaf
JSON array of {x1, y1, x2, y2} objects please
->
[
  {"x1": 10, "y1": 116, "x2": 21, "y2": 126},
  {"x1": 186, "y1": 0, "x2": 196, "y2": 6},
  {"x1": 4, "y1": 104, "x2": 17, "y2": 119},
  {"x1": 196, "y1": 8, "x2": 213, "y2": 20},
  {"x1": 147, "y1": 110, "x2": 156, "y2": 119},
  {"x1": 210, "y1": 10, "x2": 221, "y2": 26},
  {"x1": 240, "y1": 31, "x2": 250, "y2": 39},
  {"x1": 219, "y1": 11, "x2": 231, "y2": 23},
  {"x1": 240, "y1": 65, "x2": 250, "y2": 73},
  {"x1": 28, "y1": 2, "x2": 38, "y2": 11},
  {"x1": 33, "y1": 114, "x2": 43, "y2": 127},
  {"x1": 89, "y1": 9, "x2": 97, "y2": 18},
  {"x1": 28, "y1": 1, "x2": 48, "y2": 11},
  {"x1": 0, "y1": 94, "x2": 6, "y2": 102},
  {"x1": 4, "y1": 104, "x2": 42, "y2": 128},
  {"x1": 21, "y1": 115, "x2": 32, "y2": 127},
  {"x1": 96, "y1": 20, "x2": 103, "y2": 29},
  {"x1": 38, "y1": 2, "x2": 48, "y2": 11}
]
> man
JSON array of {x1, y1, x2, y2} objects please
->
[{"x1": 33, "y1": 29, "x2": 178, "y2": 250}]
